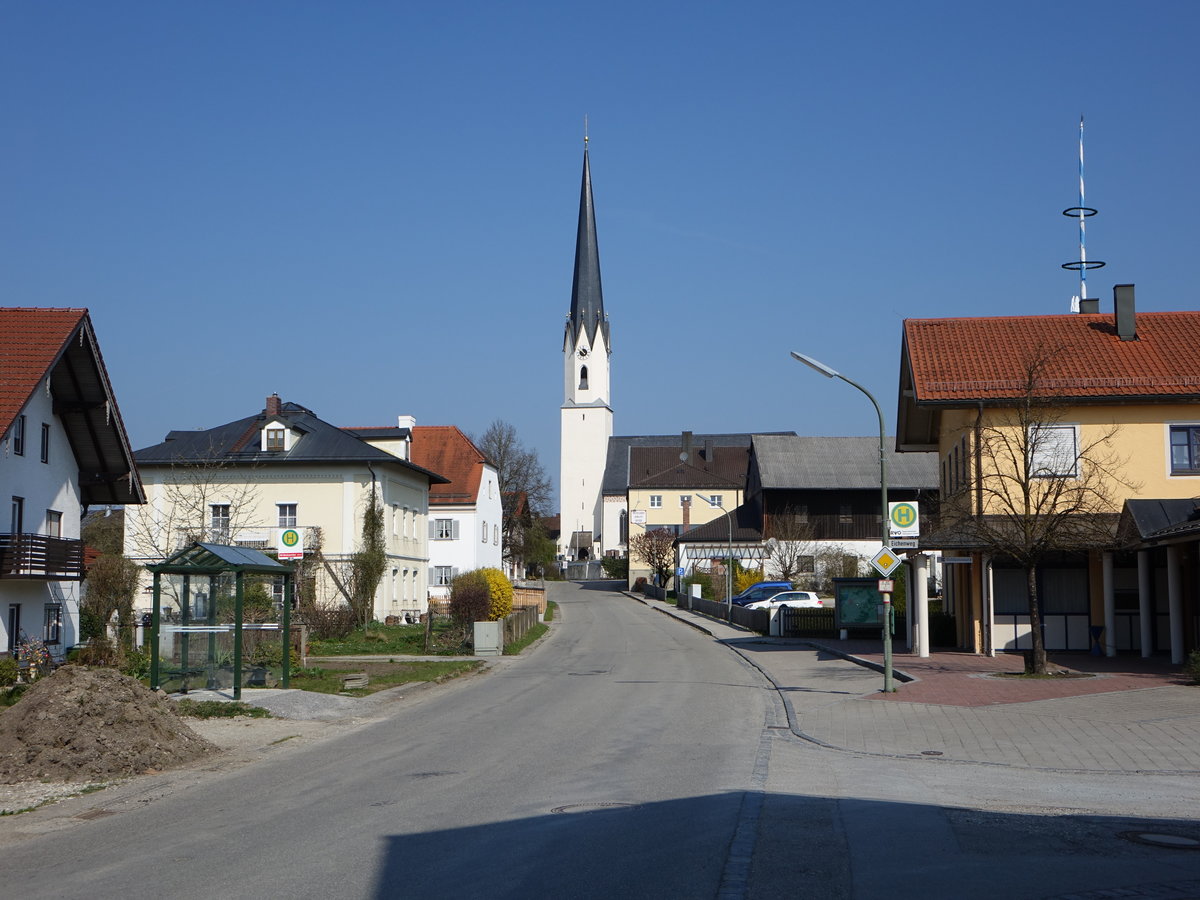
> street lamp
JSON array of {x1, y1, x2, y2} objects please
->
[
  {"x1": 699, "y1": 494, "x2": 734, "y2": 619},
  {"x1": 790, "y1": 351, "x2": 895, "y2": 692}
]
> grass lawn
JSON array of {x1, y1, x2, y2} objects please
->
[
  {"x1": 284, "y1": 659, "x2": 483, "y2": 696},
  {"x1": 306, "y1": 623, "x2": 465, "y2": 657},
  {"x1": 504, "y1": 622, "x2": 548, "y2": 655}
]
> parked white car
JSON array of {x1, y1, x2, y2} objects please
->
[{"x1": 744, "y1": 590, "x2": 826, "y2": 610}]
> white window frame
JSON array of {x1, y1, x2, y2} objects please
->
[
  {"x1": 1029, "y1": 424, "x2": 1079, "y2": 478},
  {"x1": 434, "y1": 518, "x2": 456, "y2": 541},
  {"x1": 433, "y1": 565, "x2": 454, "y2": 586},
  {"x1": 277, "y1": 503, "x2": 297, "y2": 528},
  {"x1": 709, "y1": 494, "x2": 723, "y2": 507},
  {"x1": 12, "y1": 415, "x2": 25, "y2": 456},
  {"x1": 210, "y1": 504, "x2": 231, "y2": 539},
  {"x1": 649, "y1": 495, "x2": 663, "y2": 509}
]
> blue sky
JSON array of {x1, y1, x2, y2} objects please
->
[{"x1": 3, "y1": 2, "x2": 1197, "y2": 505}]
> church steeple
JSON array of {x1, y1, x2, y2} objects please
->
[
  {"x1": 559, "y1": 139, "x2": 614, "y2": 564},
  {"x1": 566, "y1": 147, "x2": 609, "y2": 349}
]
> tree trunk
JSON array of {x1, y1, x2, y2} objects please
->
[{"x1": 1025, "y1": 564, "x2": 1048, "y2": 674}]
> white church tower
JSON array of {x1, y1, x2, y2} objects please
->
[{"x1": 559, "y1": 142, "x2": 613, "y2": 561}]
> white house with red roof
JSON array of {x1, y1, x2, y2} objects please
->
[
  {"x1": 0, "y1": 309, "x2": 143, "y2": 659},
  {"x1": 409, "y1": 425, "x2": 502, "y2": 597}
]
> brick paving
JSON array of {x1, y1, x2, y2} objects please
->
[{"x1": 634, "y1": 595, "x2": 1200, "y2": 773}]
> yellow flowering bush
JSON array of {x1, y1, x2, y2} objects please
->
[{"x1": 479, "y1": 568, "x2": 514, "y2": 621}]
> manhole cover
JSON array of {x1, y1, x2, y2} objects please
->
[
  {"x1": 1120, "y1": 831, "x2": 1200, "y2": 849},
  {"x1": 551, "y1": 802, "x2": 635, "y2": 814},
  {"x1": 921, "y1": 750, "x2": 944, "y2": 756}
]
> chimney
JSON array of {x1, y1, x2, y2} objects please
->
[
  {"x1": 704, "y1": 439, "x2": 714, "y2": 469},
  {"x1": 1114, "y1": 284, "x2": 1137, "y2": 341},
  {"x1": 265, "y1": 394, "x2": 282, "y2": 417},
  {"x1": 1078, "y1": 298, "x2": 1099, "y2": 314},
  {"x1": 681, "y1": 431, "x2": 693, "y2": 463},
  {"x1": 396, "y1": 415, "x2": 417, "y2": 431},
  {"x1": 682, "y1": 495, "x2": 691, "y2": 530}
]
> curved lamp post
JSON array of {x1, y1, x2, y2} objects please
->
[
  {"x1": 699, "y1": 494, "x2": 734, "y2": 619},
  {"x1": 790, "y1": 351, "x2": 894, "y2": 692}
]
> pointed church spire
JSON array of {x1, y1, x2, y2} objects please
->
[{"x1": 567, "y1": 146, "x2": 609, "y2": 348}]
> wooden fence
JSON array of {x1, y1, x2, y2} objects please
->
[
  {"x1": 503, "y1": 605, "x2": 540, "y2": 645},
  {"x1": 512, "y1": 586, "x2": 546, "y2": 615}
]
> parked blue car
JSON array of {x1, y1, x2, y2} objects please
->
[{"x1": 729, "y1": 581, "x2": 794, "y2": 607}]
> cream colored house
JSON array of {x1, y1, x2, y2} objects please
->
[
  {"x1": 624, "y1": 439, "x2": 749, "y2": 587},
  {"x1": 898, "y1": 287, "x2": 1200, "y2": 661},
  {"x1": 124, "y1": 396, "x2": 447, "y2": 622}
]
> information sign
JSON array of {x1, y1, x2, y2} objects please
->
[
  {"x1": 888, "y1": 501, "x2": 920, "y2": 539},
  {"x1": 277, "y1": 528, "x2": 304, "y2": 560}
]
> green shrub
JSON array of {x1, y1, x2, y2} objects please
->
[
  {"x1": 0, "y1": 657, "x2": 18, "y2": 687},
  {"x1": 600, "y1": 556, "x2": 629, "y2": 579},
  {"x1": 683, "y1": 572, "x2": 712, "y2": 599},
  {"x1": 175, "y1": 699, "x2": 271, "y2": 719},
  {"x1": 450, "y1": 570, "x2": 491, "y2": 624},
  {"x1": 1, "y1": 683, "x2": 29, "y2": 708},
  {"x1": 118, "y1": 649, "x2": 151, "y2": 680},
  {"x1": 1185, "y1": 650, "x2": 1200, "y2": 685},
  {"x1": 248, "y1": 640, "x2": 301, "y2": 669}
]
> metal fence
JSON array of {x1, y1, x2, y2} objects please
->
[
  {"x1": 685, "y1": 596, "x2": 771, "y2": 634},
  {"x1": 779, "y1": 607, "x2": 838, "y2": 638}
]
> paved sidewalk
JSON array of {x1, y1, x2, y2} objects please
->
[{"x1": 632, "y1": 594, "x2": 1200, "y2": 774}]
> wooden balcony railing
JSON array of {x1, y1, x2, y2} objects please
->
[{"x1": 0, "y1": 533, "x2": 85, "y2": 580}]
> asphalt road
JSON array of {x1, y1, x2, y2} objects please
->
[
  {"x1": 1, "y1": 582, "x2": 772, "y2": 899},
  {"x1": 4, "y1": 581, "x2": 1200, "y2": 899}
]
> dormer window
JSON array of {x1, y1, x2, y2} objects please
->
[{"x1": 261, "y1": 420, "x2": 296, "y2": 452}]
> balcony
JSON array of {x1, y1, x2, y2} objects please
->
[{"x1": 0, "y1": 533, "x2": 85, "y2": 580}]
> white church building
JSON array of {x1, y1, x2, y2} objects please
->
[{"x1": 559, "y1": 144, "x2": 613, "y2": 562}]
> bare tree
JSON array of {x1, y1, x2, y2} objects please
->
[
  {"x1": 763, "y1": 506, "x2": 817, "y2": 583},
  {"x1": 475, "y1": 420, "x2": 552, "y2": 566},
  {"x1": 628, "y1": 528, "x2": 676, "y2": 588},
  {"x1": 941, "y1": 350, "x2": 1135, "y2": 674},
  {"x1": 124, "y1": 445, "x2": 264, "y2": 565},
  {"x1": 811, "y1": 543, "x2": 861, "y2": 593}
]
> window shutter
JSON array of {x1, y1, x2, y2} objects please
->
[
  {"x1": 452, "y1": 520, "x2": 460, "y2": 540},
  {"x1": 452, "y1": 567, "x2": 459, "y2": 578},
  {"x1": 429, "y1": 519, "x2": 437, "y2": 539}
]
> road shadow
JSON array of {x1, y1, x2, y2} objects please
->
[{"x1": 369, "y1": 790, "x2": 1200, "y2": 899}]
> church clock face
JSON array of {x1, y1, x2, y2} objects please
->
[{"x1": 577, "y1": 347, "x2": 590, "y2": 359}]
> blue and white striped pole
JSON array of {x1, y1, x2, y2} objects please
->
[{"x1": 1078, "y1": 116, "x2": 1087, "y2": 302}]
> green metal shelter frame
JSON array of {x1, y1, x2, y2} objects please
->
[{"x1": 147, "y1": 542, "x2": 294, "y2": 700}]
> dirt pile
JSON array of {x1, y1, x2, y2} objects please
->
[{"x1": 0, "y1": 666, "x2": 218, "y2": 783}]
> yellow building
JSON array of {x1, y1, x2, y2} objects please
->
[
  {"x1": 625, "y1": 438, "x2": 748, "y2": 589},
  {"x1": 897, "y1": 287, "x2": 1200, "y2": 662}
]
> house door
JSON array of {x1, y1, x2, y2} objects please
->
[{"x1": 6, "y1": 604, "x2": 18, "y2": 653}]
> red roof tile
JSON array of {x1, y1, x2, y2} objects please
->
[
  {"x1": 0, "y1": 308, "x2": 89, "y2": 438},
  {"x1": 904, "y1": 311, "x2": 1200, "y2": 403},
  {"x1": 410, "y1": 426, "x2": 487, "y2": 505}
]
